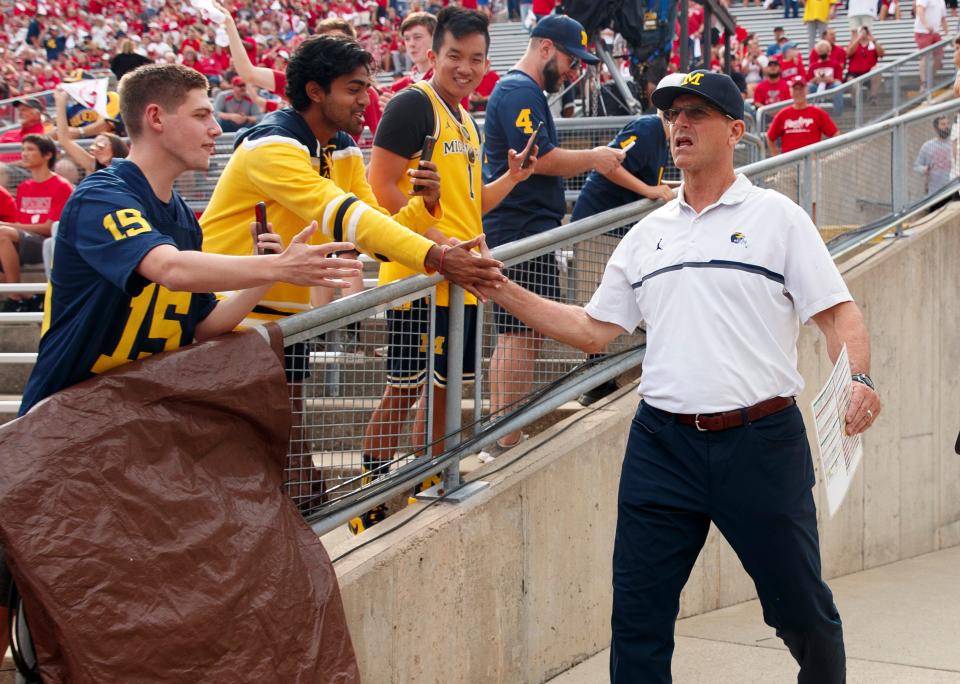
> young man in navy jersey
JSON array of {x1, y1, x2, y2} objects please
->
[
  {"x1": 19, "y1": 64, "x2": 362, "y2": 415},
  {"x1": 481, "y1": 14, "x2": 625, "y2": 457}
]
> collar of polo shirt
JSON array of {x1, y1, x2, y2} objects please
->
[{"x1": 677, "y1": 173, "x2": 752, "y2": 214}]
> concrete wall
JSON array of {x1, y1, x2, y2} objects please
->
[{"x1": 328, "y1": 207, "x2": 960, "y2": 683}]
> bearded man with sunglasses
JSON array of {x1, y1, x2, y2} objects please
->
[
  {"x1": 481, "y1": 14, "x2": 625, "y2": 458},
  {"x1": 476, "y1": 70, "x2": 880, "y2": 683}
]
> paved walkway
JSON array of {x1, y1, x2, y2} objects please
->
[{"x1": 548, "y1": 545, "x2": 960, "y2": 683}]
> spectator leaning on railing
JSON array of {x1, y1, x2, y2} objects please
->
[
  {"x1": 481, "y1": 15, "x2": 624, "y2": 458},
  {"x1": 17, "y1": 63, "x2": 363, "y2": 417},
  {"x1": 358, "y1": 7, "x2": 539, "y2": 533},
  {"x1": 199, "y1": 35, "x2": 505, "y2": 507}
]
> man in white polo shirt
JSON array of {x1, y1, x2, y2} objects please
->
[{"x1": 477, "y1": 70, "x2": 881, "y2": 683}]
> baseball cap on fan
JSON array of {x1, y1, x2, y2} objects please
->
[
  {"x1": 530, "y1": 15, "x2": 599, "y2": 65},
  {"x1": 651, "y1": 70, "x2": 744, "y2": 121},
  {"x1": 13, "y1": 98, "x2": 44, "y2": 113}
]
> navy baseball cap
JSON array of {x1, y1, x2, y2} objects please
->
[
  {"x1": 530, "y1": 15, "x2": 599, "y2": 65},
  {"x1": 651, "y1": 70, "x2": 745, "y2": 121}
]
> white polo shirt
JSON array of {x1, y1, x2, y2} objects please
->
[{"x1": 585, "y1": 174, "x2": 851, "y2": 414}]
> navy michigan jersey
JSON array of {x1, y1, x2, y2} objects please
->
[
  {"x1": 20, "y1": 160, "x2": 217, "y2": 414},
  {"x1": 571, "y1": 115, "x2": 669, "y2": 220},
  {"x1": 482, "y1": 69, "x2": 564, "y2": 247}
]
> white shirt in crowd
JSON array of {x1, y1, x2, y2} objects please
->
[
  {"x1": 848, "y1": 0, "x2": 878, "y2": 18},
  {"x1": 915, "y1": 0, "x2": 947, "y2": 33},
  {"x1": 585, "y1": 174, "x2": 852, "y2": 414}
]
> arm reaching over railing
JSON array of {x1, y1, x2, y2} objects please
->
[{"x1": 477, "y1": 235, "x2": 623, "y2": 352}]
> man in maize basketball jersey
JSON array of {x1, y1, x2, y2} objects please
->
[{"x1": 355, "y1": 6, "x2": 539, "y2": 533}]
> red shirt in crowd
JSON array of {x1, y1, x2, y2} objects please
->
[
  {"x1": 847, "y1": 41, "x2": 880, "y2": 76},
  {"x1": 807, "y1": 58, "x2": 844, "y2": 85},
  {"x1": 15, "y1": 174, "x2": 74, "y2": 226},
  {"x1": 195, "y1": 55, "x2": 223, "y2": 77},
  {"x1": 753, "y1": 78, "x2": 791, "y2": 106},
  {"x1": 0, "y1": 186, "x2": 17, "y2": 223},
  {"x1": 808, "y1": 44, "x2": 847, "y2": 70},
  {"x1": 461, "y1": 69, "x2": 500, "y2": 112},
  {"x1": 779, "y1": 54, "x2": 805, "y2": 81},
  {"x1": 532, "y1": 0, "x2": 556, "y2": 15},
  {"x1": 0, "y1": 121, "x2": 46, "y2": 162},
  {"x1": 767, "y1": 104, "x2": 838, "y2": 153}
]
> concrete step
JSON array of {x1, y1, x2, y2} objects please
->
[{"x1": 0, "y1": 323, "x2": 41, "y2": 352}]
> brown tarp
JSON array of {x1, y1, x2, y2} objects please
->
[{"x1": 0, "y1": 327, "x2": 359, "y2": 683}]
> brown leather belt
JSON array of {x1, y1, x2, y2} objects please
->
[{"x1": 672, "y1": 396, "x2": 796, "y2": 432}]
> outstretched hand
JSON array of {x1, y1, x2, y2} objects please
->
[
  {"x1": 272, "y1": 221, "x2": 364, "y2": 288},
  {"x1": 433, "y1": 235, "x2": 505, "y2": 303}
]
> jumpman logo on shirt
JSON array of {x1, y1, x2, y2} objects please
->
[{"x1": 656, "y1": 238, "x2": 663, "y2": 251}]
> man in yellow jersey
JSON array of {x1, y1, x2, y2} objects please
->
[
  {"x1": 354, "y1": 6, "x2": 540, "y2": 533},
  {"x1": 201, "y1": 36, "x2": 505, "y2": 506}
]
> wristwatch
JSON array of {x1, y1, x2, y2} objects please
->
[{"x1": 851, "y1": 373, "x2": 875, "y2": 391}]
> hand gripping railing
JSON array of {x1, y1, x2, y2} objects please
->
[{"x1": 287, "y1": 97, "x2": 960, "y2": 536}]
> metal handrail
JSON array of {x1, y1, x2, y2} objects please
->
[
  {"x1": 298, "y1": 97, "x2": 960, "y2": 533},
  {"x1": 752, "y1": 35, "x2": 955, "y2": 134}
]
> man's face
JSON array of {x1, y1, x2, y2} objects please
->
[
  {"x1": 233, "y1": 82, "x2": 246, "y2": 98},
  {"x1": 666, "y1": 94, "x2": 739, "y2": 173},
  {"x1": 825, "y1": 29, "x2": 836, "y2": 44},
  {"x1": 791, "y1": 82, "x2": 806, "y2": 105},
  {"x1": 542, "y1": 43, "x2": 580, "y2": 94},
  {"x1": 403, "y1": 25, "x2": 432, "y2": 65},
  {"x1": 159, "y1": 87, "x2": 221, "y2": 172},
  {"x1": 432, "y1": 30, "x2": 489, "y2": 102},
  {"x1": 767, "y1": 63, "x2": 781, "y2": 80},
  {"x1": 20, "y1": 141, "x2": 48, "y2": 170},
  {"x1": 318, "y1": 64, "x2": 372, "y2": 137},
  {"x1": 936, "y1": 118, "x2": 952, "y2": 138},
  {"x1": 18, "y1": 104, "x2": 40, "y2": 126}
]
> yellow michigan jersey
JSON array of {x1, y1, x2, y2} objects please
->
[
  {"x1": 200, "y1": 108, "x2": 442, "y2": 321},
  {"x1": 375, "y1": 81, "x2": 484, "y2": 306}
]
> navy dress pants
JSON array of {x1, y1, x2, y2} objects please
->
[{"x1": 610, "y1": 402, "x2": 845, "y2": 683}]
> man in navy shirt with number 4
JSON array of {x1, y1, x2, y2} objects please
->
[
  {"x1": 19, "y1": 64, "x2": 362, "y2": 415},
  {"x1": 481, "y1": 15, "x2": 625, "y2": 458}
]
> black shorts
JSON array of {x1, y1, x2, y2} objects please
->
[
  {"x1": 494, "y1": 253, "x2": 561, "y2": 334},
  {"x1": 386, "y1": 298, "x2": 477, "y2": 388},
  {"x1": 17, "y1": 230, "x2": 44, "y2": 265},
  {"x1": 284, "y1": 341, "x2": 311, "y2": 384}
]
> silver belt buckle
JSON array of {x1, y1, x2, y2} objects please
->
[{"x1": 694, "y1": 414, "x2": 708, "y2": 432}]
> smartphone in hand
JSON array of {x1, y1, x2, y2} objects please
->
[
  {"x1": 254, "y1": 201, "x2": 269, "y2": 255},
  {"x1": 520, "y1": 121, "x2": 543, "y2": 169},
  {"x1": 413, "y1": 135, "x2": 437, "y2": 192}
]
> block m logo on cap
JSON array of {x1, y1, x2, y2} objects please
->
[
  {"x1": 581, "y1": 30, "x2": 588, "y2": 47},
  {"x1": 681, "y1": 73, "x2": 704, "y2": 87}
]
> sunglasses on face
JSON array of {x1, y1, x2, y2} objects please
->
[
  {"x1": 662, "y1": 105, "x2": 731, "y2": 124},
  {"x1": 558, "y1": 50, "x2": 580, "y2": 72}
]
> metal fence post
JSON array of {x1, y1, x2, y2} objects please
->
[
  {"x1": 441, "y1": 284, "x2": 465, "y2": 493},
  {"x1": 892, "y1": 65, "x2": 901, "y2": 115},
  {"x1": 854, "y1": 82, "x2": 863, "y2": 130},
  {"x1": 800, "y1": 156, "x2": 814, "y2": 218},
  {"x1": 891, "y1": 123, "x2": 907, "y2": 235}
]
